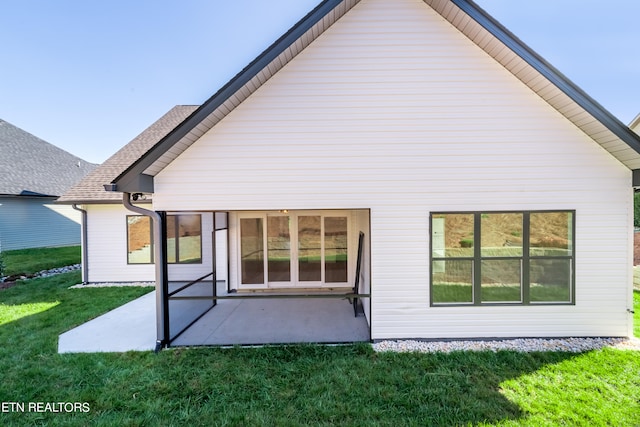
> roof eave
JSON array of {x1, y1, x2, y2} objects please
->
[
  {"x1": 54, "y1": 199, "x2": 126, "y2": 205},
  {"x1": 454, "y1": 0, "x2": 640, "y2": 157}
]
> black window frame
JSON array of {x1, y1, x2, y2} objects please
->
[
  {"x1": 430, "y1": 210, "x2": 575, "y2": 306},
  {"x1": 126, "y1": 214, "x2": 203, "y2": 265}
]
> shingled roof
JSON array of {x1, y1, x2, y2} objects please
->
[
  {"x1": 58, "y1": 105, "x2": 198, "y2": 204},
  {"x1": 0, "y1": 119, "x2": 96, "y2": 197}
]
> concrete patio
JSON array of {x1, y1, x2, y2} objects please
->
[{"x1": 58, "y1": 282, "x2": 370, "y2": 353}]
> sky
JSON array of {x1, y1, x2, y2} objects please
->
[{"x1": 1, "y1": 0, "x2": 639, "y2": 164}]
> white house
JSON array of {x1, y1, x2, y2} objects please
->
[{"x1": 60, "y1": 0, "x2": 640, "y2": 348}]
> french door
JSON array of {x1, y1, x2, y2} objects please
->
[{"x1": 239, "y1": 212, "x2": 349, "y2": 288}]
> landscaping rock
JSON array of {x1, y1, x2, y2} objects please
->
[
  {"x1": 373, "y1": 337, "x2": 640, "y2": 353},
  {"x1": 0, "y1": 264, "x2": 81, "y2": 289}
]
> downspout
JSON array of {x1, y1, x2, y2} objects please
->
[
  {"x1": 121, "y1": 192, "x2": 169, "y2": 352},
  {"x1": 71, "y1": 204, "x2": 88, "y2": 284}
]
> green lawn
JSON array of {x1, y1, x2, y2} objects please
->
[
  {"x1": 635, "y1": 290, "x2": 640, "y2": 338},
  {"x1": 0, "y1": 272, "x2": 639, "y2": 426},
  {"x1": 1, "y1": 246, "x2": 81, "y2": 277}
]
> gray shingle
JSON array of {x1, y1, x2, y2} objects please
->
[
  {"x1": 58, "y1": 105, "x2": 198, "y2": 204},
  {"x1": 0, "y1": 119, "x2": 97, "y2": 196}
]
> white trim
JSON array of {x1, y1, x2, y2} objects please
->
[{"x1": 235, "y1": 210, "x2": 354, "y2": 290}]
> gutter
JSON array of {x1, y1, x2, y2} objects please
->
[
  {"x1": 120, "y1": 192, "x2": 169, "y2": 352},
  {"x1": 71, "y1": 204, "x2": 88, "y2": 284}
]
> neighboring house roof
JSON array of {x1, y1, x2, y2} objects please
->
[
  {"x1": 58, "y1": 105, "x2": 198, "y2": 204},
  {"x1": 0, "y1": 119, "x2": 96, "y2": 197},
  {"x1": 75, "y1": 0, "x2": 639, "y2": 196}
]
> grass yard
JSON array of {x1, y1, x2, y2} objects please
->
[
  {"x1": 0, "y1": 271, "x2": 639, "y2": 426},
  {"x1": 635, "y1": 290, "x2": 640, "y2": 338},
  {"x1": 1, "y1": 246, "x2": 81, "y2": 277}
]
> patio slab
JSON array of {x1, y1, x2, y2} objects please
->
[
  {"x1": 58, "y1": 283, "x2": 370, "y2": 353},
  {"x1": 58, "y1": 290, "x2": 156, "y2": 353},
  {"x1": 171, "y1": 297, "x2": 370, "y2": 346}
]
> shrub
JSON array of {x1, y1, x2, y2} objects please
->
[{"x1": 460, "y1": 238, "x2": 474, "y2": 248}]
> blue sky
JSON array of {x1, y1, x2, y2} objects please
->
[{"x1": 1, "y1": 0, "x2": 639, "y2": 164}]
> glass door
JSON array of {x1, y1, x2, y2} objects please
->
[
  {"x1": 238, "y1": 212, "x2": 350, "y2": 288},
  {"x1": 267, "y1": 215, "x2": 291, "y2": 284},
  {"x1": 324, "y1": 216, "x2": 348, "y2": 283},
  {"x1": 298, "y1": 216, "x2": 322, "y2": 283},
  {"x1": 240, "y1": 218, "x2": 264, "y2": 285}
]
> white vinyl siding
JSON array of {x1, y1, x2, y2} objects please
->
[
  {"x1": 85, "y1": 205, "x2": 219, "y2": 283},
  {"x1": 86, "y1": 205, "x2": 154, "y2": 282},
  {"x1": 153, "y1": 0, "x2": 633, "y2": 338}
]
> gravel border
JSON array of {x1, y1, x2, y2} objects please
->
[
  {"x1": 69, "y1": 282, "x2": 154, "y2": 289},
  {"x1": 373, "y1": 337, "x2": 640, "y2": 353}
]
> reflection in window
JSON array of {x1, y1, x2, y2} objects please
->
[
  {"x1": 530, "y1": 212, "x2": 572, "y2": 257},
  {"x1": 481, "y1": 213, "x2": 523, "y2": 257},
  {"x1": 127, "y1": 214, "x2": 202, "y2": 265},
  {"x1": 325, "y1": 217, "x2": 348, "y2": 283},
  {"x1": 127, "y1": 216, "x2": 153, "y2": 264},
  {"x1": 529, "y1": 212, "x2": 573, "y2": 302},
  {"x1": 431, "y1": 211, "x2": 574, "y2": 306},
  {"x1": 241, "y1": 218, "x2": 264, "y2": 284},
  {"x1": 431, "y1": 213, "x2": 474, "y2": 303},
  {"x1": 481, "y1": 259, "x2": 521, "y2": 303},
  {"x1": 267, "y1": 216, "x2": 291, "y2": 282},
  {"x1": 432, "y1": 259, "x2": 473, "y2": 303},
  {"x1": 299, "y1": 216, "x2": 321, "y2": 282},
  {"x1": 530, "y1": 259, "x2": 572, "y2": 302},
  {"x1": 170, "y1": 215, "x2": 202, "y2": 264}
]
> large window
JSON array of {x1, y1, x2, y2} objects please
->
[
  {"x1": 127, "y1": 214, "x2": 202, "y2": 264},
  {"x1": 431, "y1": 211, "x2": 574, "y2": 306}
]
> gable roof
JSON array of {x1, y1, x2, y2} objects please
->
[
  {"x1": 109, "y1": 0, "x2": 640, "y2": 194},
  {"x1": 0, "y1": 119, "x2": 96, "y2": 197},
  {"x1": 58, "y1": 105, "x2": 198, "y2": 204}
]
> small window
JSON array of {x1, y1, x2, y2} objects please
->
[
  {"x1": 126, "y1": 214, "x2": 202, "y2": 265},
  {"x1": 431, "y1": 211, "x2": 574, "y2": 306},
  {"x1": 431, "y1": 213, "x2": 474, "y2": 303},
  {"x1": 529, "y1": 212, "x2": 573, "y2": 302},
  {"x1": 127, "y1": 216, "x2": 153, "y2": 264}
]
